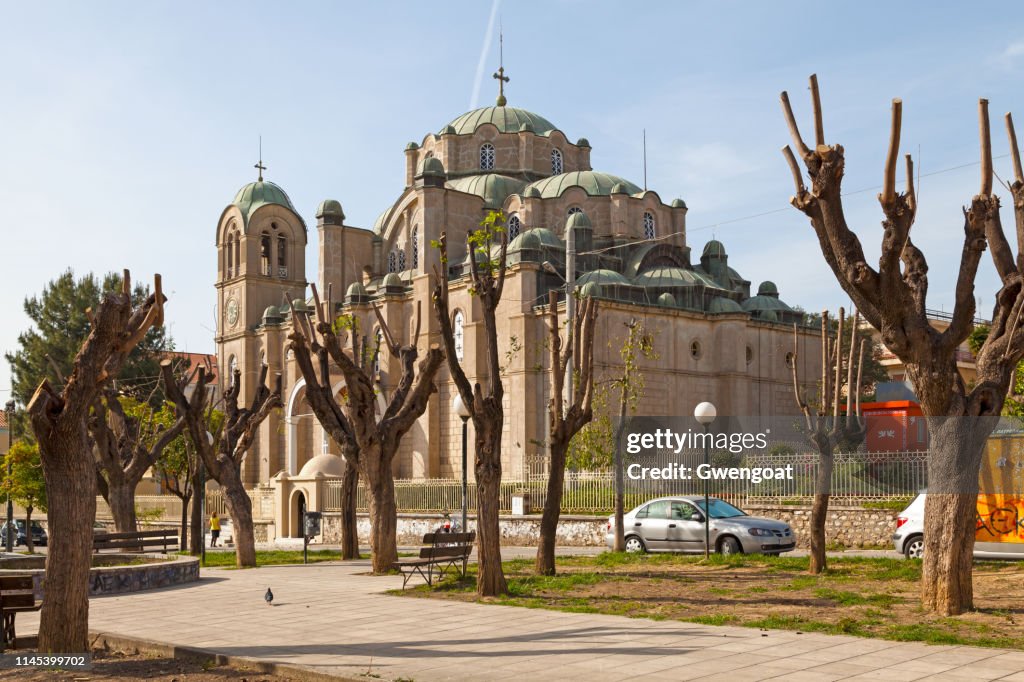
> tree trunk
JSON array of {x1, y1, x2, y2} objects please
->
[
  {"x1": 219, "y1": 465, "x2": 256, "y2": 568},
  {"x1": 178, "y1": 491, "x2": 190, "y2": 550},
  {"x1": 808, "y1": 448, "x2": 833, "y2": 574},
  {"x1": 536, "y1": 442, "x2": 567, "y2": 575},
  {"x1": 364, "y1": 456, "x2": 398, "y2": 574},
  {"x1": 189, "y1": 467, "x2": 204, "y2": 556},
  {"x1": 24, "y1": 506, "x2": 34, "y2": 554},
  {"x1": 612, "y1": 407, "x2": 628, "y2": 552},
  {"x1": 37, "y1": 438, "x2": 95, "y2": 653},
  {"x1": 340, "y1": 459, "x2": 360, "y2": 560},
  {"x1": 107, "y1": 480, "x2": 138, "y2": 536},
  {"x1": 921, "y1": 416, "x2": 994, "y2": 615},
  {"x1": 475, "y1": 421, "x2": 507, "y2": 596}
]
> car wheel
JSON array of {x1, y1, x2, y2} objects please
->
[
  {"x1": 624, "y1": 536, "x2": 647, "y2": 554},
  {"x1": 904, "y1": 535, "x2": 924, "y2": 559},
  {"x1": 718, "y1": 536, "x2": 742, "y2": 555}
]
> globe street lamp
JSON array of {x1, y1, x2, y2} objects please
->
[
  {"x1": 694, "y1": 401, "x2": 717, "y2": 559},
  {"x1": 452, "y1": 394, "x2": 471, "y2": 533}
]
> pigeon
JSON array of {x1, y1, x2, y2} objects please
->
[{"x1": 265, "y1": 587, "x2": 274, "y2": 607}]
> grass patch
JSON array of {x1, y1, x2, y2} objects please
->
[{"x1": 198, "y1": 549, "x2": 349, "y2": 568}]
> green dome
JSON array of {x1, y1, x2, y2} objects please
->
[
  {"x1": 373, "y1": 205, "x2": 396, "y2": 234},
  {"x1": 576, "y1": 137, "x2": 591, "y2": 148},
  {"x1": 708, "y1": 297, "x2": 744, "y2": 313},
  {"x1": 579, "y1": 282, "x2": 599, "y2": 298},
  {"x1": 382, "y1": 273, "x2": 405, "y2": 289},
  {"x1": 757, "y1": 281, "x2": 779, "y2": 297},
  {"x1": 232, "y1": 181, "x2": 298, "y2": 225},
  {"x1": 524, "y1": 171, "x2": 642, "y2": 199},
  {"x1": 262, "y1": 305, "x2": 283, "y2": 322},
  {"x1": 523, "y1": 186, "x2": 541, "y2": 199},
  {"x1": 442, "y1": 106, "x2": 559, "y2": 136},
  {"x1": 565, "y1": 211, "x2": 592, "y2": 229},
  {"x1": 671, "y1": 198, "x2": 687, "y2": 209},
  {"x1": 702, "y1": 240, "x2": 727, "y2": 258},
  {"x1": 510, "y1": 230, "x2": 542, "y2": 252},
  {"x1": 405, "y1": 141, "x2": 419, "y2": 150},
  {"x1": 416, "y1": 156, "x2": 446, "y2": 177},
  {"x1": 633, "y1": 266, "x2": 723, "y2": 290},
  {"x1": 657, "y1": 292, "x2": 677, "y2": 307},
  {"x1": 610, "y1": 182, "x2": 630, "y2": 194},
  {"x1": 316, "y1": 199, "x2": 344, "y2": 220},
  {"x1": 346, "y1": 282, "x2": 367, "y2": 297},
  {"x1": 575, "y1": 269, "x2": 631, "y2": 287},
  {"x1": 446, "y1": 174, "x2": 527, "y2": 209},
  {"x1": 742, "y1": 293, "x2": 793, "y2": 314}
]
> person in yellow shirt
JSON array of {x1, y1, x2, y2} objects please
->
[{"x1": 210, "y1": 512, "x2": 221, "y2": 548}]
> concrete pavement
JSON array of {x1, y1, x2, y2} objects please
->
[{"x1": 17, "y1": 555, "x2": 1024, "y2": 681}]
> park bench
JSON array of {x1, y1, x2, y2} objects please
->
[
  {"x1": 0, "y1": 575, "x2": 41, "y2": 652},
  {"x1": 93, "y1": 529, "x2": 180, "y2": 553},
  {"x1": 394, "y1": 531, "x2": 475, "y2": 589}
]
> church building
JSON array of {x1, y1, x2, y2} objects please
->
[{"x1": 214, "y1": 72, "x2": 822, "y2": 489}]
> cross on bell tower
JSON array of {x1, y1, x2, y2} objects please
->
[
  {"x1": 492, "y1": 29, "x2": 509, "y2": 106},
  {"x1": 254, "y1": 136, "x2": 266, "y2": 182}
]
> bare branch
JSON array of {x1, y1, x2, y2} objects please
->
[
  {"x1": 981, "y1": 98, "x2": 993, "y2": 197},
  {"x1": 881, "y1": 99, "x2": 902, "y2": 206},
  {"x1": 780, "y1": 91, "x2": 812, "y2": 158},
  {"x1": 1008, "y1": 112, "x2": 1024, "y2": 185},
  {"x1": 809, "y1": 74, "x2": 825, "y2": 148},
  {"x1": 782, "y1": 145, "x2": 804, "y2": 195},
  {"x1": 905, "y1": 154, "x2": 917, "y2": 216}
]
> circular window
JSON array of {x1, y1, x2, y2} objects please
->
[
  {"x1": 690, "y1": 340, "x2": 702, "y2": 359},
  {"x1": 746, "y1": 346, "x2": 753, "y2": 365}
]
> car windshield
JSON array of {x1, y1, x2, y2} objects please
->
[{"x1": 694, "y1": 498, "x2": 747, "y2": 519}]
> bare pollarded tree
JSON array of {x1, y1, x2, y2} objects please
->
[
  {"x1": 790, "y1": 308, "x2": 866, "y2": 574},
  {"x1": 431, "y1": 213, "x2": 510, "y2": 597},
  {"x1": 27, "y1": 270, "x2": 165, "y2": 653},
  {"x1": 161, "y1": 359, "x2": 281, "y2": 568},
  {"x1": 779, "y1": 75, "x2": 1024, "y2": 614},
  {"x1": 536, "y1": 290, "x2": 598, "y2": 575},
  {"x1": 287, "y1": 285, "x2": 445, "y2": 574},
  {"x1": 90, "y1": 388, "x2": 185, "y2": 534}
]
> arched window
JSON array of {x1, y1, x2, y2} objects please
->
[
  {"x1": 260, "y1": 233, "x2": 272, "y2": 276},
  {"x1": 388, "y1": 251, "x2": 397, "y2": 273},
  {"x1": 507, "y1": 214, "x2": 521, "y2": 241},
  {"x1": 397, "y1": 249, "x2": 407, "y2": 271},
  {"x1": 643, "y1": 212, "x2": 656, "y2": 240},
  {"x1": 567, "y1": 206, "x2": 584, "y2": 217},
  {"x1": 225, "y1": 233, "x2": 234, "y2": 278},
  {"x1": 453, "y1": 311, "x2": 465, "y2": 362},
  {"x1": 232, "y1": 233, "x2": 240, "y2": 276},
  {"x1": 411, "y1": 226, "x2": 419, "y2": 270},
  {"x1": 551, "y1": 148, "x2": 563, "y2": 175},
  {"x1": 479, "y1": 143, "x2": 495, "y2": 171},
  {"x1": 277, "y1": 236, "x2": 287, "y2": 278}
]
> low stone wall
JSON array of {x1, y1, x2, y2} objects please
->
[
  {"x1": 319, "y1": 505, "x2": 898, "y2": 549},
  {"x1": 0, "y1": 553, "x2": 200, "y2": 600},
  {"x1": 745, "y1": 504, "x2": 898, "y2": 549}
]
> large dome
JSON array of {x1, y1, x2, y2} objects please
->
[
  {"x1": 232, "y1": 181, "x2": 298, "y2": 225},
  {"x1": 442, "y1": 106, "x2": 559, "y2": 136},
  {"x1": 524, "y1": 171, "x2": 642, "y2": 199}
]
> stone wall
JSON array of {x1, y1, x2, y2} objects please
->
[{"x1": 319, "y1": 505, "x2": 898, "y2": 550}]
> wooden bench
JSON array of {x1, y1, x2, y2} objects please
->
[
  {"x1": 394, "y1": 531, "x2": 475, "y2": 589},
  {"x1": 93, "y1": 529, "x2": 180, "y2": 553},
  {"x1": 1, "y1": 575, "x2": 41, "y2": 652}
]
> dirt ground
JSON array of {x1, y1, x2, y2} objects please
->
[
  {"x1": 407, "y1": 554, "x2": 1024, "y2": 649},
  {"x1": 1, "y1": 646, "x2": 305, "y2": 681}
]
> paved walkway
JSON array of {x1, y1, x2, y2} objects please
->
[{"x1": 19, "y1": 558, "x2": 1024, "y2": 681}]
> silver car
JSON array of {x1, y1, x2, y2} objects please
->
[{"x1": 605, "y1": 496, "x2": 796, "y2": 555}]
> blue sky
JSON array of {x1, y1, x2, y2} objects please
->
[{"x1": 2, "y1": 1, "x2": 1023, "y2": 397}]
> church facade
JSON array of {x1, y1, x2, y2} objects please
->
[{"x1": 214, "y1": 86, "x2": 823, "y2": 489}]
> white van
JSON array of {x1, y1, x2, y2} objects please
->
[{"x1": 893, "y1": 492, "x2": 1024, "y2": 559}]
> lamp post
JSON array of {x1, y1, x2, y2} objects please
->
[
  {"x1": 453, "y1": 394, "x2": 471, "y2": 533},
  {"x1": 694, "y1": 401, "x2": 717, "y2": 559},
  {"x1": 4, "y1": 400, "x2": 14, "y2": 553}
]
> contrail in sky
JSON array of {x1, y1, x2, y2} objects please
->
[{"x1": 469, "y1": 0, "x2": 501, "y2": 110}]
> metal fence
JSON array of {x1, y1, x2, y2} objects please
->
[
  {"x1": 93, "y1": 487, "x2": 275, "y2": 523},
  {"x1": 324, "y1": 450, "x2": 929, "y2": 515}
]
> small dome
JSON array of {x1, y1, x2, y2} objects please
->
[
  {"x1": 708, "y1": 297, "x2": 744, "y2": 313},
  {"x1": 298, "y1": 454, "x2": 345, "y2": 478},
  {"x1": 657, "y1": 292, "x2": 677, "y2": 307},
  {"x1": 671, "y1": 198, "x2": 687, "y2": 209},
  {"x1": 610, "y1": 182, "x2": 630, "y2": 195},
  {"x1": 440, "y1": 125, "x2": 456, "y2": 135},
  {"x1": 346, "y1": 281, "x2": 367, "y2": 297},
  {"x1": 231, "y1": 180, "x2": 299, "y2": 226},
  {"x1": 405, "y1": 141, "x2": 419, "y2": 150},
  {"x1": 759, "y1": 309, "x2": 779, "y2": 322},
  {"x1": 510, "y1": 230, "x2": 542, "y2": 252},
  {"x1": 291, "y1": 298, "x2": 311, "y2": 312},
  {"x1": 523, "y1": 186, "x2": 541, "y2": 199},
  {"x1": 524, "y1": 171, "x2": 642, "y2": 199},
  {"x1": 702, "y1": 240, "x2": 727, "y2": 259},
  {"x1": 382, "y1": 272, "x2": 405, "y2": 289},
  {"x1": 757, "y1": 281, "x2": 779, "y2": 297},
  {"x1": 316, "y1": 199, "x2": 344, "y2": 220},
  {"x1": 566, "y1": 211, "x2": 592, "y2": 230},
  {"x1": 262, "y1": 305, "x2": 283, "y2": 323},
  {"x1": 416, "y1": 156, "x2": 446, "y2": 178},
  {"x1": 575, "y1": 269, "x2": 631, "y2": 287},
  {"x1": 445, "y1": 174, "x2": 527, "y2": 209},
  {"x1": 576, "y1": 137, "x2": 591, "y2": 148},
  {"x1": 519, "y1": 121, "x2": 534, "y2": 132},
  {"x1": 579, "y1": 281, "x2": 598, "y2": 298}
]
